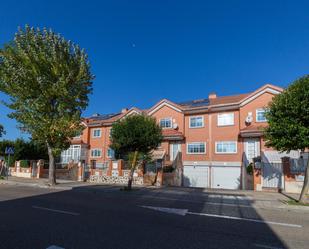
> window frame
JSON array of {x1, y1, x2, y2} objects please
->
[
  {"x1": 217, "y1": 113, "x2": 235, "y2": 126},
  {"x1": 256, "y1": 108, "x2": 267, "y2": 123},
  {"x1": 107, "y1": 148, "x2": 115, "y2": 159},
  {"x1": 92, "y1": 128, "x2": 102, "y2": 138},
  {"x1": 215, "y1": 141, "x2": 238, "y2": 154},
  {"x1": 90, "y1": 148, "x2": 102, "y2": 158},
  {"x1": 189, "y1": 116, "x2": 204, "y2": 128},
  {"x1": 159, "y1": 117, "x2": 173, "y2": 129},
  {"x1": 186, "y1": 142, "x2": 206, "y2": 155}
]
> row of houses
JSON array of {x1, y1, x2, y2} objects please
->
[{"x1": 59, "y1": 83, "x2": 306, "y2": 191}]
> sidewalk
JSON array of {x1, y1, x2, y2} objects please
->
[{"x1": 0, "y1": 176, "x2": 91, "y2": 190}]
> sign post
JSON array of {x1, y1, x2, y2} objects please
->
[{"x1": 5, "y1": 147, "x2": 14, "y2": 180}]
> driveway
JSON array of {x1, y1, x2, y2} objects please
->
[{"x1": 0, "y1": 183, "x2": 308, "y2": 249}]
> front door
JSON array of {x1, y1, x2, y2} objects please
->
[
  {"x1": 244, "y1": 138, "x2": 260, "y2": 163},
  {"x1": 170, "y1": 142, "x2": 181, "y2": 161}
]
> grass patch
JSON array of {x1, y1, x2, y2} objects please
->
[{"x1": 285, "y1": 199, "x2": 309, "y2": 206}]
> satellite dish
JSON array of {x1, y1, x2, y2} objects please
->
[
  {"x1": 245, "y1": 115, "x2": 253, "y2": 124},
  {"x1": 173, "y1": 123, "x2": 178, "y2": 129}
]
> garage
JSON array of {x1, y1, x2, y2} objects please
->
[
  {"x1": 211, "y1": 167, "x2": 241, "y2": 189},
  {"x1": 183, "y1": 165, "x2": 209, "y2": 188}
]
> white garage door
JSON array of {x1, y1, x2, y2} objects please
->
[
  {"x1": 212, "y1": 167, "x2": 241, "y2": 189},
  {"x1": 183, "y1": 165, "x2": 208, "y2": 188}
]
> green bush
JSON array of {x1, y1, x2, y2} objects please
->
[
  {"x1": 246, "y1": 163, "x2": 253, "y2": 175},
  {"x1": 20, "y1": 160, "x2": 30, "y2": 168}
]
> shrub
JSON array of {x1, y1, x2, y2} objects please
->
[{"x1": 20, "y1": 160, "x2": 30, "y2": 168}]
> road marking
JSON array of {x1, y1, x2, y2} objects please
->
[
  {"x1": 46, "y1": 246, "x2": 65, "y2": 249},
  {"x1": 141, "y1": 205, "x2": 302, "y2": 228},
  {"x1": 253, "y1": 243, "x2": 283, "y2": 249},
  {"x1": 32, "y1": 206, "x2": 80, "y2": 216},
  {"x1": 141, "y1": 195, "x2": 253, "y2": 208}
]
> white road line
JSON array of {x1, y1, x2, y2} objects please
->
[
  {"x1": 253, "y1": 243, "x2": 283, "y2": 249},
  {"x1": 141, "y1": 195, "x2": 253, "y2": 208},
  {"x1": 187, "y1": 211, "x2": 302, "y2": 228},
  {"x1": 141, "y1": 205, "x2": 302, "y2": 228},
  {"x1": 32, "y1": 206, "x2": 80, "y2": 216}
]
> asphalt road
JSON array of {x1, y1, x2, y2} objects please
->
[{"x1": 0, "y1": 184, "x2": 308, "y2": 249}]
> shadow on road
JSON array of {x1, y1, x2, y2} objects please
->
[{"x1": 0, "y1": 184, "x2": 289, "y2": 249}]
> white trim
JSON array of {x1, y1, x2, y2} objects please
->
[
  {"x1": 189, "y1": 116, "x2": 204, "y2": 128},
  {"x1": 217, "y1": 112, "x2": 234, "y2": 126},
  {"x1": 215, "y1": 141, "x2": 238, "y2": 154},
  {"x1": 148, "y1": 101, "x2": 182, "y2": 115},
  {"x1": 240, "y1": 88, "x2": 281, "y2": 107},
  {"x1": 120, "y1": 109, "x2": 141, "y2": 119},
  {"x1": 92, "y1": 128, "x2": 102, "y2": 138},
  {"x1": 90, "y1": 148, "x2": 102, "y2": 158},
  {"x1": 159, "y1": 117, "x2": 173, "y2": 129},
  {"x1": 256, "y1": 108, "x2": 267, "y2": 123},
  {"x1": 183, "y1": 161, "x2": 242, "y2": 166},
  {"x1": 186, "y1": 142, "x2": 206, "y2": 154}
]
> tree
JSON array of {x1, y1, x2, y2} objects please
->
[
  {"x1": 264, "y1": 75, "x2": 309, "y2": 203},
  {"x1": 0, "y1": 25, "x2": 93, "y2": 185},
  {"x1": 0, "y1": 138, "x2": 48, "y2": 166},
  {"x1": 0, "y1": 124, "x2": 4, "y2": 137},
  {"x1": 110, "y1": 115, "x2": 163, "y2": 190}
]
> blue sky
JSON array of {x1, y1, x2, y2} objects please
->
[{"x1": 1, "y1": 0, "x2": 309, "y2": 140}]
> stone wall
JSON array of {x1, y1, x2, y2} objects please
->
[{"x1": 89, "y1": 174, "x2": 144, "y2": 185}]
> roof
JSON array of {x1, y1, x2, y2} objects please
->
[
  {"x1": 239, "y1": 124, "x2": 265, "y2": 137},
  {"x1": 151, "y1": 149, "x2": 166, "y2": 160},
  {"x1": 262, "y1": 150, "x2": 301, "y2": 163},
  {"x1": 209, "y1": 93, "x2": 250, "y2": 106},
  {"x1": 177, "y1": 98, "x2": 210, "y2": 109},
  {"x1": 162, "y1": 129, "x2": 184, "y2": 140},
  {"x1": 82, "y1": 83, "x2": 283, "y2": 127}
]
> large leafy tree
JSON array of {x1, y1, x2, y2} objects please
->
[
  {"x1": 110, "y1": 115, "x2": 163, "y2": 190},
  {"x1": 0, "y1": 25, "x2": 93, "y2": 185},
  {"x1": 265, "y1": 75, "x2": 309, "y2": 203}
]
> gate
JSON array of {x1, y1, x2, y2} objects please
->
[{"x1": 262, "y1": 162, "x2": 283, "y2": 189}]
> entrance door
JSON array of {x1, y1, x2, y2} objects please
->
[
  {"x1": 170, "y1": 142, "x2": 181, "y2": 161},
  {"x1": 244, "y1": 138, "x2": 260, "y2": 163}
]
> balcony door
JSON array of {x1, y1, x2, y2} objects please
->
[
  {"x1": 244, "y1": 138, "x2": 260, "y2": 163},
  {"x1": 170, "y1": 142, "x2": 181, "y2": 161}
]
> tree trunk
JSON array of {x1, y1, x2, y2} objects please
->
[
  {"x1": 127, "y1": 151, "x2": 138, "y2": 190},
  {"x1": 46, "y1": 142, "x2": 56, "y2": 186},
  {"x1": 299, "y1": 158, "x2": 309, "y2": 203}
]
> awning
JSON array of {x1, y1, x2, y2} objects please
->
[{"x1": 151, "y1": 149, "x2": 166, "y2": 160}]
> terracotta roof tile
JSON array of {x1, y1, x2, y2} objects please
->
[
  {"x1": 162, "y1": 129, "x2": 184, "y2": 137},
  {"x1": 209, "y1": 93, "x2": 250, "y2": 106}
]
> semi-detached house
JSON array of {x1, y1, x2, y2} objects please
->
[{"x1": 60, "y1": 84, "x2": 284, "y2": 190}]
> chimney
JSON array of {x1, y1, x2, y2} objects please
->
[
  {"x1": 208, "y1": 92, "x2": 217, "y2": 99},
  {"x1": 121, "y1": 108, "x2": 128, "y2": 113}
]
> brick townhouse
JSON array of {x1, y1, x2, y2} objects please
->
[{"x1": 60, "y1": 84, "x2": 287, "y2": 190}]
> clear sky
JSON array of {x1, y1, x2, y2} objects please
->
[{"x1": 0, "y1": 0, "x2": 308, "y2": 140}]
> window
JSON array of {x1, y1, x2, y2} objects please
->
[
  {"x1": 160, "y1": 118, "x2": 172, "y2": 128},
  {"x1": 107, "y1": 148, "x2": 115, "y2": 159},
  {"x1": 216, "y1": 141, "x2": 237, "y2": 154},
  {"x1": 189, "y1": 116, "x2": 204, "y2": 128},
  {"x1": 217, "y1": 113, "x2": 234, "y2": 126},
  {"x1": 187, "y1": 142, "x2": 206, "y2": 154},
  {"x1": 92, "y1": 129, "x2": 101, "y2": 138},
  {"x1": 60, "y1": 145, "x2": 81, "y2": 163},
  {"x1": 91, "y1": 149, "x2": 102, "y2": 158},
  {"x1": 256, "y1": 109, "x2": 267, "y2": 122}
]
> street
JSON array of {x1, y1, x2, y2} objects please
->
[{"x1": 0, "y1": 184, "x2": 308, "y2": 249}]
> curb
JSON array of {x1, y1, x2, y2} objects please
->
[{"x1": 0, "y1": 180, "x2": 73, "y2": 190}]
